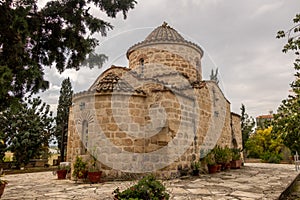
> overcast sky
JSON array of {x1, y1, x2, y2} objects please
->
[{"x1": 39, "y1": 0, "x2": 300, "y2": 119}]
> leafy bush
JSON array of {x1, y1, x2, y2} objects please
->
[
  {"x1": 113, "y1": 174, "x2": 170, "y2": 200},
  {"x1": 72, "y1": 156, "x2": 88, "y2": 179},
  {"x1": 204, "y1": 151, "x2": 216, "y2": 166},
  {"x1": 191, "y1": 161, "x2": 200, "y2": 176},
  {"x1": 246, "y1": 126, "x2": 284, "y2": 163},
  {"x1": 231, "y1": 148, "x2": 242, "y2": 161},
  {"x1": 260, "y1": 151, "x2": 282, "y2": 163},
  {"x1": 213, "y1": 146, "x2": 232, "y2": 164}
]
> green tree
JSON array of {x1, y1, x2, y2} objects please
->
[
  {"x1": 240, "y1": 104, "x2": 255, "y2": 149},
  {"x1": 273, "y1": 13, "x2": 300, "y2": 154},
  {"x1": 0, "y1": 0, "x2": 136, "y2": 111},
  {"x1": 246, "y1": 127, "x2": 284, "y2": 163},
  {"x1": 0, "y1": 97, "x2": 54, "y2": 168},
  {"x1": 55, "y1": 78, "x2": 73, "y2": 162}
]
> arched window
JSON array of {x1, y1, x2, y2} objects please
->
[
  {"x1": 139, "y1": 58, "x2": 144, "y2": 66},
  {"x1": 139, "y1": 58, "x2": 144, "y2": 77},
  {"x1": 81, "y1": 120, "x2": 88, "y2": 154}
]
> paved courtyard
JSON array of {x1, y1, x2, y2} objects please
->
[{"x1": 1, "y1": 163, "x2": 299, "y2": 200}]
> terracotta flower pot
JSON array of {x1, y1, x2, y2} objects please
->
[
  {"x1": 88, "y1": 171, "x2": 102, "y2": 183},
  {"x1": 231, "y1": 160, "x2": 242, "y2": 169},
  {"x1": 0, "y1": 183, "x2": 7, "y2": 198},
  {"x1": 216, "y1": 164, "x2": 222, "y2": 172},
  {"x1": 57, "y1": 169, "x2": 68, "y2": 179},
  {"x1": 78, "y1": 170, "x2": 88, "y2": 179},
  {"x1": 208, "y1": 165, "x2": 218, "y2": 174}
]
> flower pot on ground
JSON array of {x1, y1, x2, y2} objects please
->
[
  {"x1": 214, "y1": 146, "x2": 232, "y2": 171},
  {"x1": 208, "y1": 164, "x2": 218, "y2": 174},
  {"x1": 0, "y1": 183, "x2": 6, "y2": 198},
  {"x1": 191, "y1": 161, "x2": 200, "y2": 176},
  {"x1": 77, "y1": 170, "x2": 88, "y2": 179},
  {"x1": 87, "y1": 149, "x2": 102, "y2": 183},
  {"x1": 216, "y1": 164, "x2": 222, "y2": 172},
  {"x1": 231, "y1": 160, "x2": 242, "y2": 169},
  {"x1": 57, "y1": 165, "x2": 70, "y2": 179},
  {"x1": 57, "y1": 169, "x2": 68, "y2": 179},
  {"x1": 230, "y1": 148, "x2": 242, "y2": 169},
  {"x1": 204, "y1": 150, "x2": 218, "y2": 174},
  {"x1": 0, "y1": 176, "x2": 7, "y2": 198},
  {"x1": 88, "y1": 171, "x2": 102, "y2": 183}
]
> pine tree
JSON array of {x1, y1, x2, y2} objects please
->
[
  {"x1": 0, "y1": 97, "x2": 54, "y2": 168},
  {"x1": 240, "y1": 104, "x2": 255, "y2": 149},
  {"x1": 0, "y1": 0, "x2": 136, "y2": 111},
  {"x1": 55, "y1": 78, "x2": 73, "y2": 162}
]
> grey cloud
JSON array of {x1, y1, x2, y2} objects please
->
[{"x1": 38, "y1": 0, "x2": 300, "y2": 118}]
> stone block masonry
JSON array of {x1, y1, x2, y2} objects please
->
[{"x1": 66, "y1": 22, "x2": 242, "y2": 179}]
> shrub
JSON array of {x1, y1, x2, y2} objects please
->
[
  {"x1": 113, "y1": 174, "x2": 170, "y2": 200},
  {"x1": 204, "y1": 151, "x2": 216, "y2": 166},
  {"x1": 72, "y1": 156, "x2": 87, "y2": 179},
  {"x1": 260, "y1": 151, "x2": 282, "y2": 163},
  {"x1": 213, "y1": 146, "x2": 232, "y2": 164},
  {"x1": 231, "y1": 148, "x2": 242, "y2": 161},
  {"x1": 191, "y1": 161, "x2": 200, "y2": 176},
  {"x1": 246, "y1": 126, "x2": 285, "y2": 163}
]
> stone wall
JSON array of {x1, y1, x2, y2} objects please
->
[
  {"x1": 231, "y1": 113, "x2": 243, "y2": 149},
  {"x1": 67, "y1": 78, "x2": 242, "y2": 179},
  {"x1": 128, "y1": 44, "x2": 202, "y2": 82},
  {"x1": 67, "y1": 31, "x2": 242, "y2": 179}
]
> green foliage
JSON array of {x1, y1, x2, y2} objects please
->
[
  {"x1": 191, "y1": 161, "x2": 200, "y2": 176},
  {"x1": 245, "y1": 127, "x2": 284, "y2": 163},
  {"x1": 204, "y1": 150, "x2": 216, "y2": 166},
  {"x1": 113, "y1": 174, "x2": 170, "y2": 200},
  {"x1": 260, "y1": 151, "x2": 282, "y2": 164},
  {"x1": 213, "y1": 146, "x2": 232, "y2": 164},
  {"x1": 274, "y1": 13, "x2": 300, "y2": 155},
  {"x1": 58, "y1": 164, "x2": 71, "y2": 172},
  {"x1": 240, "y1": 104, "x2": 255, "y2": 149},
  {"x1": 55, "y1": 78, "x2": 73, "y2": 161},
  {"x1": 0, "y1": 0, "x2": 136, "y2": 111},
  {"x1": 0, "y1": 97, "x2": 54, "y2": 167},
  {"x1": 72, "y1": 156, "x2": 87, "y2": 179},
  {"x1": 231, "y1": 148, "x2": 242, "y2": 161}
]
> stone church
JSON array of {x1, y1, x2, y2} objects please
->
[{"x1": 66, "y1": 22, "x2": 242, "y2": 178}]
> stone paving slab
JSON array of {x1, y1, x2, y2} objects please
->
[{"x1": 1, "y1": 163, "x2": 299, "y2": 200}]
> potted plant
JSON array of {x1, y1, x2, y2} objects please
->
[
  {"x1": 191, "y1": 161, "x2": 200, "y2": 176},
  {"x1": 214, "y1": 146, "x2": 232, "y2": 170},
  {"x1": 57, "y1": 165, "x2": 70, "y2": 179},
  {"x1": 205, "y1": 151, "x2": 218, "y2": 174},
  {"x1": 231, "y1": 148, "x2": 242, "y2": 169},
  {"x1": 88, "y1": 153, "x2": 102, "y2": 183},
  {"x1": 0, "y1": 175, "x2": 7, "y2": 198},
  {"x1": 72, "y1": 156, "x2": 88, "y2": 180}
]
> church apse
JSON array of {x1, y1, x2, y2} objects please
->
[{"x1": 66, "y1": 22, "x2": 242, "y2": 179}]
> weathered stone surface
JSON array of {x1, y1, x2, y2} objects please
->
[{"x1": 67, "y1": 23, "x2": 242, "y2": 178}]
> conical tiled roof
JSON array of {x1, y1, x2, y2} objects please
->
[
  {"x1": 94, "y1": 73, "x2": 133, "y2": 92},
  {"x1": 127, "y1": 22, "x2": 203, "y2": 57},
  {"x1": 144, "y1": 22, "x2": 185, "y2": 42},
  {"x1": 92, "y1": 72, "x2": 145, "y2": 94}
]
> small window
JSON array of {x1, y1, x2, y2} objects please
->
[
  {"x1": 139, "y1": 58, "x2": 144, "y2": 77},
  {"x1": 81, "y1": 120, "x2": 88, "y2": 154},
  {"x1": 139, "y1": 58, "x2": 144, "y2": 66}
]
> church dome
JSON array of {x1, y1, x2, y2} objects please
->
[{"x1": 126, "y1": 22, "x2": 203, "y2": 58}]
